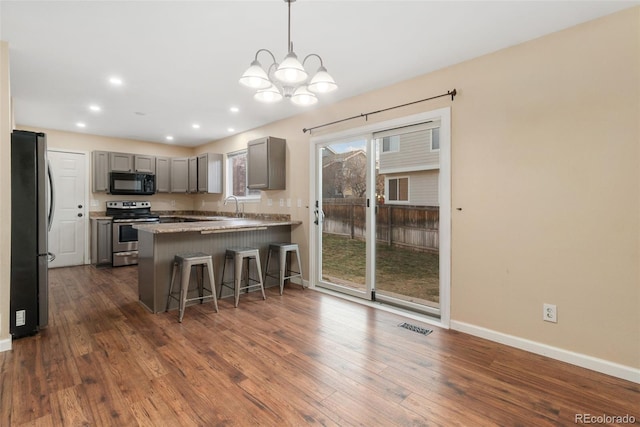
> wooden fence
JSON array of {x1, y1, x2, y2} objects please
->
[{"x1": 322, "y1": 198, "x2": 439, "y2": 252}]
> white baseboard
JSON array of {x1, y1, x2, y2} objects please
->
[
  {"x1": 450, "y1": 320, "x2": 640, "y2": 384},
  {"x1": 0, "y1": 337, "x2": 12, "y2": 353}
]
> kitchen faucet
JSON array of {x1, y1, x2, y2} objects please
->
[{"x1": 224, "y1": 195, "x2": 242, "y2": 218}]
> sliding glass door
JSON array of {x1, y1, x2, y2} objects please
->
[
  {"x1": 311, "y1": 109, "x2": 450, "y2": 323},
  {"x1": 373, "y1": 122, "x2": 442, "y2": 316},
  {"x1": 315, "y1": 137, "x2": 372, "y2": 299}
]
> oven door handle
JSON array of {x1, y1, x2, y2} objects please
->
[{"x1": 114, "y1": 251, "x2": 137, "y2": 257}]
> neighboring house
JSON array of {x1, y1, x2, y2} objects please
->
[
  {"x1": 378, "y1": 122, "x2": 440, "y2": 206},
  {"x1": 322, "y1": 148, "x2": 367, "y2": 198}
]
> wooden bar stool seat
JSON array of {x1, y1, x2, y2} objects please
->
[
  {"x1": 166, "y1": 252, "x2": 218, "y2": 322},
  {"x1": 264, "y1": 242, "x2": 303, "y2": 295},
  {"x1": 218, "y1": 247, "x2": 265, "y2": 307}
]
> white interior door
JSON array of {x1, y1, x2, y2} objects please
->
[{"x1": 48, "y1": 150, "x2": 87, "y2": 268}]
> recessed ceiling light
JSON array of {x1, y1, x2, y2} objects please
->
[
  {"x1": 166, "y1": 136, "x2": 174, "y2": 141},
  {"x1": 89, "y1": 105, "x2": 101, "y2": 112},
  {"x1": 192, "y1": 123, "x2": 200, "y2": 129},
  {"x1": 109, "y1": 76, "x2": 123, "y2": 86},
  {"x1": 227, "y1": 128, "x2": 235, "y2": 133},
  {"x1": 134, "y1": 112, "x2": 146, "y2": 116},
  {"x1": 76, "y1": 122, "x2": 86, "y2": 128},
  {"x1": 230, "y1": 106, "x2": 239, "y2": 113}
]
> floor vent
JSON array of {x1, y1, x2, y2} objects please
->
[{"x1": 398, "y1": 322, "x2": 433, "y2": 336}]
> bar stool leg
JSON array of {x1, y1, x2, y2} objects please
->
[
  {"x1": 179, "y1": 262, "x2": 191, "y2": 323},
  {"x1": 206, "y1": 258, "x2": 219, "y2": 313},
  {"x1": 279, "y1": 247, "x2": 286, "y2": 295},
  {"x1": 166, "y1": 260, "x2": 178, "y2": 312},
  {"x1": 234, "y1": 253, "x2": 242, "y2": 308},
  {"x1": 196, "y1": 265, "x2": 204, "y2": 302},
  {"x1": 254, "y1": 253, "x2": 266, "y2": 301},
  {"x1": 295, "y1": 246, "x2": 304, "y2": 289}
]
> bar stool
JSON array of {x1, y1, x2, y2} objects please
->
[
  {"x1": 218, "y1": 247, "x2": 266, "y2": 307},
  {"x1": 264, "y1": 243, "x2": 303, "y2": 295},
  {"x1": 166, "y1": 252, "x2": 219, "y2": 322}
]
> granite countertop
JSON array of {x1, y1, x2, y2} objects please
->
[{"x1": 133, "y1": 218, "x2": 302, "y2": 234}]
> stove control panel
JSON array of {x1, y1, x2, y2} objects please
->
[{"x1": 107, "y1": 201, "x2": 151, "y2": 209}]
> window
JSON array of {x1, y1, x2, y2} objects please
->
[
  {"x1": 382, "y1": 135, "x2": 400, "y2": 153},
  {"x1": 431, "y1": 127, "x2": 440, "y2": 151},
  {"x1": 227, "y1": 150, "x2": 260, "y2": 199},
  {"x1": 387, "y1": 177, "x2": 409, "y2": 202}
]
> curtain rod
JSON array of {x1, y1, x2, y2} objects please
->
[{"x1": 302, "y1": 88, "x2": 457, "y2": 134}]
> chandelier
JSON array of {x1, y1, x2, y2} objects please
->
[{"x1": 239, "y1": 0, "x2": 337, "y2": 106}]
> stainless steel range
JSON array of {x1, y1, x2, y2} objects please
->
[{"x1": 106, "y1": 201, "x2": 159, "y2": 267}]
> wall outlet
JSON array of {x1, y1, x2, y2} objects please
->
[
  {"x1": 171, "y1": 200, "x2": 176, "y2": 207},
  {"x1": 267, "y1": 199, "x2": 273, "y2": 207},
  {"x1": 297, "y1": 198, "x2": 302, "y2": 208},
  {"x1": 286, "y1": 198, "x2": 291, "y2": 208},
  {"x1": 90, "y1": 199, "x2": 99, "y2": 207},
  {"x1": 16, "y1": 310, "x2": 26, "y2": 327},
  {"x1": 543, "y1": 303, "x2": 557, "y2": 323},
  {"x1": 279, "y1": 198, "x2": 284, "y2": 207}
]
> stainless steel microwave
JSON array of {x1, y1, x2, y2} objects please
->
[{"x1": 109, "y1": 172, "x2": 155, "y2": 195}]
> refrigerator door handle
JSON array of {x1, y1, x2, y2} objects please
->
[{"x1": 47, "y1": 160, "x2": 55, "y2": 232}]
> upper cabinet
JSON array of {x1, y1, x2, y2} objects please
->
[
  {"x1": 91, "y1": 150, "x2": 221, "y2": 194},
  {"x1": 108, "y1": 152, "x2": 156, "y2": 173},
  {"x1": 134, "y1": 155, "x2": 156, "y2": 174},
  {"x1": 156, "y1": 156, "x2": 171, "y2": 193},
  {"x1": 247, "y1": 136, "x2": 286, "y2": 190},
  {"x1": 188, "y1": 157, "x2": 198, "y2": 193},
  {"x1": 109, "y1": 152, "x2": 134, "y2": 172},
  {"x1": 92, "y1": 151, "x2": 109, "y2": 192},
  {"x1": 197, "y1": 153, "x2": 223, "y2": 193},
  {"x1": 170, "y1": 157, "x2": 189, "y2": 193}
]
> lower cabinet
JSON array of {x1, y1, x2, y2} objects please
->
[{"x1": 91, "y1": 219, "x2": 112, "y2": 266}]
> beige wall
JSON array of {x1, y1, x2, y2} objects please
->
[
  {"x1": 199, "y1": 8, "x2": 640, "y2": 368},
  {"x1": 1, "y1": 8, "x2": 638, "y2": 370},
  {"x1": 0, "y1": 42, "x2": 11, "y2": 346}
]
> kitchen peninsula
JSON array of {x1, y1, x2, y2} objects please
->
[{"x1": 134, "y1": 217, "x2": 301, "y2": 313}]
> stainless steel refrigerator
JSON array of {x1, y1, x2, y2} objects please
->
[{"x1": 10, "y1": 130, "x2": 54, "y2": 338}]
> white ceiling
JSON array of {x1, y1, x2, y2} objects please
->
[{"x1": 1, "y1": 1, "x2": 637, "y2": 147}]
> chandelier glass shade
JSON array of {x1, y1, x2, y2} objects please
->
[{"x1": 239, "y1": 0, "x2": 337, "y2": 105}]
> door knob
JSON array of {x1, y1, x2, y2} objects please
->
[
  {"x1": 78, "y1": 204, "x2": 83, "y2": 209},
  {"x1": 77, "y1": 213, "x2": 83, "y2": 217}
]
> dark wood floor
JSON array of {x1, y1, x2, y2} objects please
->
[{"x1": 1, "y1": 265, "x2": 638, "y2": 426}]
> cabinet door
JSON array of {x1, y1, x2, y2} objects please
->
[
  {"x1": 247, "y1": 138, "x2": 269, "y2": 189},
  {"x1": 188, "y1": 156, "x2": 198, "y2": 193},
  {"x1": 247, "y1": 137, "x2": 286, "y2": 190},
  {"x1": 156, "y1": 157, "x2": 171, "y2": 193},
  {"x1": 170, "y1": 158, "x2": 189, "y2": 193},
  {"x1": 109, "y1": 152, "x2": 134, "y2": 172},
  {"x1": 92, "y1": 151, "x2": 109, "y2": 192},
  {"x1": 97, "y1": 220, "x2": 112, "y2": 265},
  {"x1": 134, "y1": 155, "x2": 156, "y2": 174},
  {"x1": 197, "y1": 153, "x2": 222, "y2": 193}
]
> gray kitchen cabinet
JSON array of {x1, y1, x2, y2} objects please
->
[
  {"x1": 156, "y1": 156, "x2": 170, "y2": 193},
  {"x1": 188, "y1": 156, "x2": 198, "y2": 193},
  {"x1": 109, "y1": 152, "x2": 134, "y2": 172},
  {"x1": 91, "y1": 219, "x2": 112, "y2": 266},
  {"x1": 247, "y1": 136, "x2": 286, "y2": 190},
  {"x1": 170, "y1": 157, "x2": 189, "y2": 192},
  {"x1": 197, "y1": 153, "x2": 223, "y2": 193},
  {"x1": 134, "y1": 155, "x2": 156, "y2": 174},
  {"x1": 92, "y1": 151, "x2": 109, "y2": 192}
]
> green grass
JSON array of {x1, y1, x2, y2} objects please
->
[{"x1": 321, "y1": 233, "x2": 439, "y2": 304}]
